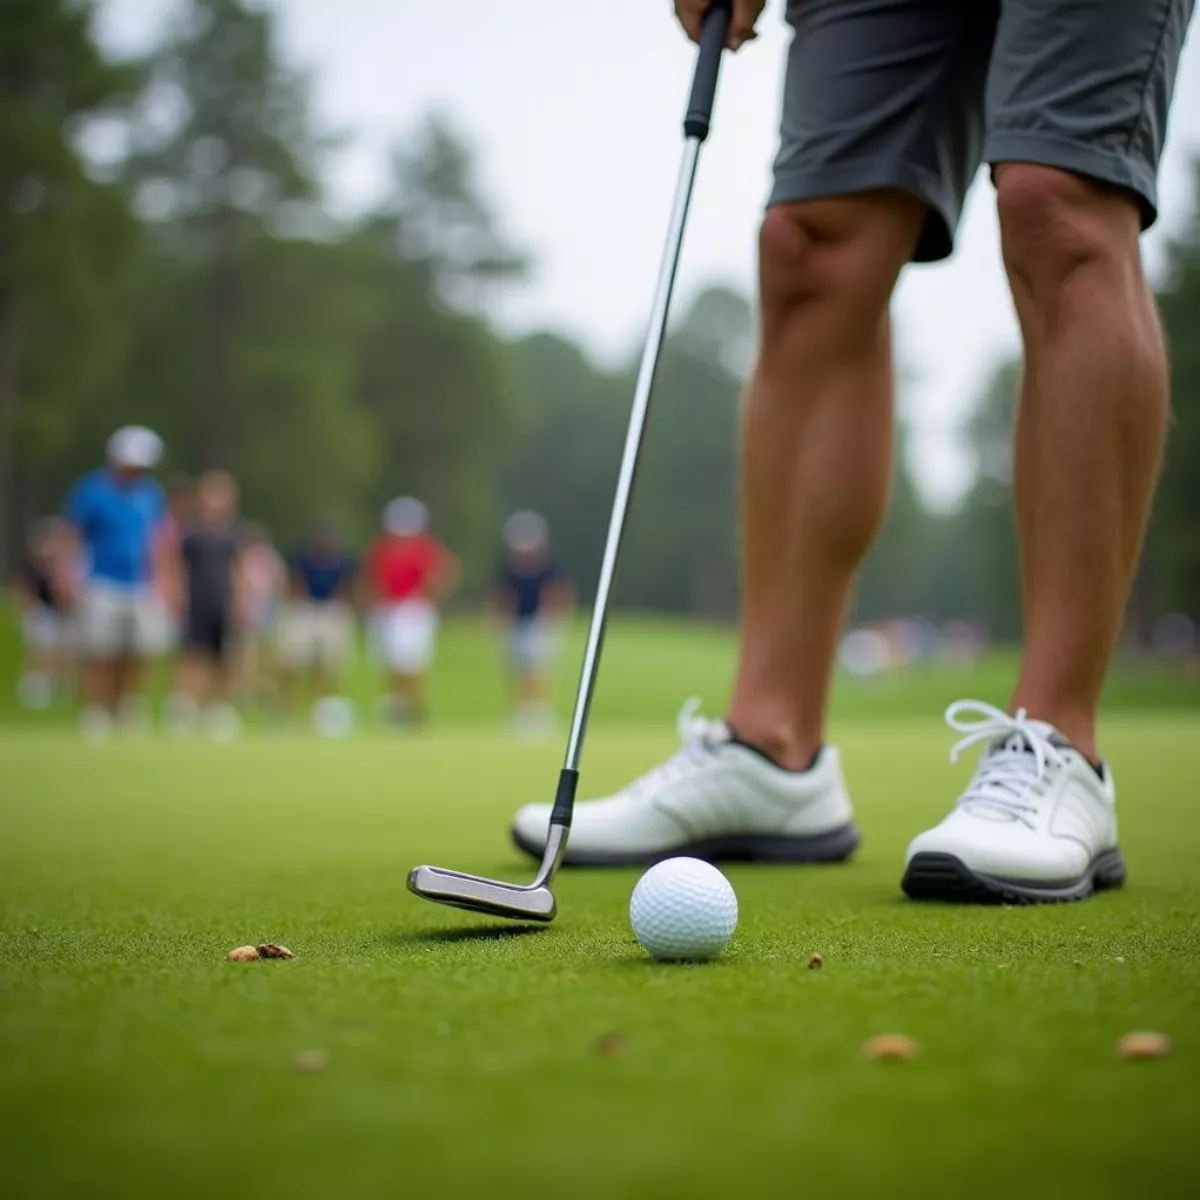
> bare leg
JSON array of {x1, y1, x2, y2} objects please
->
[
  {"x1": 388, "y1": 673, "x2": 426, "y2": 725},
  {"x1": 998, "y1": 166, "x2": 1168, "y2": 762},
  {"x1": 517, "y1": 668, "x2": 547, "y2": 707},
  {"x1": 113, "y1": 656, "x2": 152, "y2": 729},
  {"x1": 174, "y1": 652, "x2": 212, "y2": 705},
  {"x1": 18, "y1": 645, "x2": 57, "y2": 709},
  {"x1": 82, "y1": 660, "x2": 120, "y2": 714},
  {"x1": 727, "y1": 194, "x2": 925, "y2": 768},
  {"x1": 210, "y1": 657, "x2": 235, "y2": 705}
]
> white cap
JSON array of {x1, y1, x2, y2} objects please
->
[
  {"x1": 107, "y1": 425, "x2": 163, "y2": 470},
  {"x1": 383, "y1": 496, "x2": 429, "y2": 536},
  {"x1": 503, "y1": 510, "x2": 548, "y2": 552}
]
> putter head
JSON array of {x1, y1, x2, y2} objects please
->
[{"x1": 407, "y1": 865, "x2": 557, "y2": 923}]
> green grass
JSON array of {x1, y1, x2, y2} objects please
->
[{"x1": 2, "y1": 706, "x2": 1199, "y2": 1198}]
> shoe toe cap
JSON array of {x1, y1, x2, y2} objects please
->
[{"x1": 906, "y1": 817, "x2": 1087, "y2": 882}]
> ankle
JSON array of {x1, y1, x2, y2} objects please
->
[
  {"x1": 725, "y1": 711, "x2": 822, "y2": 772},
  {"x1": 1012, "y1": 696, "x2": 1098, "y2": 763}
]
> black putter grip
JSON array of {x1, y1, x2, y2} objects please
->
[
  {"x1": 683, "y1": 1, "x2": 732, "y2": 141},
  {"x1": 549, "y1": 768, "x2": 579, "y2": 827}
]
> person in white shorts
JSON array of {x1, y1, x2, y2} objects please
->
[
  {"x1": 363, "y1": 498, "x2": 459, "y2": 727},
  {"x1": 15, "y1": 517, "x2": 76, "y2": 711},
  {"x1": 64, "y1": 426, "x2": 169, "y2": 739},
  {"x1": 278, "y1": 522, "x2": 357, "y2": 715},
  {"x1": 236, "y1": 523, "x2": 286, "y2": 708},
  {"x1": 489, "y1": 511, "x2": 574, "y2": 737}
]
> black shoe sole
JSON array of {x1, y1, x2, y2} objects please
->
[
  {"x1": 510, "y1": 823, "x2": 861, "y2": 868},
  {"x1": 901, "y1": 848, "x2": 1127, "y2": 905}
]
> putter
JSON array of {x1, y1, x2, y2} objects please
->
[{"x1": 407, "y1": 1, "x2": 733, "y2": 922}]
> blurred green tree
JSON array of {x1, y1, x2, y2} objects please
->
[
  {"x1": 0, "y1": 0, "x2": 139, "y2": 574},
  {"x1": 1150, "y1": 163, "x2": 1200, "y2": 620},
  {"x1": 127, "y1": 0, "x2": 329, "y2": 469},
  {"x1": 945, "y1": 358, "x2": 1022, "y2": 638},
  {"x1": 351, "y1": 122, "x2": 529, "y2": 579}
]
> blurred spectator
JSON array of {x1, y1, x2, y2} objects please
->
[
  {"x1": 489, "y1": 511, "x2": 573, "y2": 736},
  {"x1": 15, "y1": 518, "x2": 76, "y2": 710},
  {"x1": 237, "y1": 523, "x2": 287, "y2": 706},
  {"x1": 839, "y1": 628, "x2": 892, "y2": 679},
  {"x1": 64, "y1": 426, "x2": 168, "y2": 739},
  {"x1": 165, "y1": 471, "x2": 245, "y2": 740},
  {"x1": 363, "y1": 497, "x2": 459, "y2": 727},
  {"x1": 278, "y1": 521, "x2": 357, "y2": 714},
  {"x1": 154, "y1": 472, "x2": 195, "y2": 655},
  {"x1": 939, "y1": 620, "x2": 987, "y2": 667}
]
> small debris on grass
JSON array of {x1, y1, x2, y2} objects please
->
[
  {"x1": 1073, "y1": 960, "x2": 1086, "y2": 968},
  {"x1": 257, "y1": 944, "x2": 295, "y2": 959},
  {"x1": 594, "y1": 1033, "x2": 627, "y2": 1058},
  {"x1": 1113, "y1": 956, "x2": 1126, "y2": 964},
  {"x1": 861, "y1": 1034, "x2": 918, "y2": 1062},
  {"x1": 996, "y1": 963, "x2": 1011, "y2": 970},
  {"x1": 807, "y1": 953, "x2": 823, "y2": 970},
  {"x1": 227, "y1": 945, "x2": 260, "y2": 962},
  {"x1": 1116, "y1": 1032, "x2": 1171, "y2": 1061},
  {"x1": 294, "y1": 1050, "x2": 329, "y2": 1072}
]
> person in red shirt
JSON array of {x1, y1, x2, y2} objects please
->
[{"x1": 363, "y1": 497, "x2": 459, "y2": 726}]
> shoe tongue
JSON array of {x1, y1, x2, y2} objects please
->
[
  {"x1": 992, "y1": 732, "x2": 1033, "y2": 756},
  {"x1": 990, "y1": 729, "x2": 1073, "y2": 757}
]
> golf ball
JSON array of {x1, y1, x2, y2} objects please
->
[{"x1": 629, "y1": 857, "x2": 738, "y2": 961}]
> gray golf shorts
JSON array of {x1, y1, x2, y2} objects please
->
[{"x1": 770, "y1": 0, "x2": 1195, "y2": 261}]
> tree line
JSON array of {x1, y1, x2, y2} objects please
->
[{"x1": 4, "y1": 0, "x2": 1199, "y2": 638}]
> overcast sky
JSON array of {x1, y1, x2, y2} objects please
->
[{"x1": 98, "y1": 0, "x2": 1200, "y2": 506}]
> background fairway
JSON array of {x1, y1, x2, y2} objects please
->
[
  {"x1": 1, "y1": 633, "x2": 1199, "y2": 1199},
  {"x1": 1, "y1": 613, "x2": 1197, "y2": 729}
]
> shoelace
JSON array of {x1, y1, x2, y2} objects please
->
[
  {"x1": 623, "y1": 698, "x2": 725, "y2": 800},
  {"x1": 946, "y1": 699, "x2": 1066, "y2": 828}
]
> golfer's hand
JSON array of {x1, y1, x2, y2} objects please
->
[{"x1": 675, "y1": 0, "x2": 763, "y2": 50}]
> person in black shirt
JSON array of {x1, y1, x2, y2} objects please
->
[
  {"x1": 489, "y1": 511, "x2": 573, "y2": 736},
  {"x1": 16, "y1": 517, "x2": 75, "y2": 710},
  {"x1": 166, "y1": 471, "x2": 245, "y2": 739}
]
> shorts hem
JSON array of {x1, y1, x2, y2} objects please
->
[
  {"x1": 768, "y1": 159, "x2": 960, "y2": 262},
  {"x1": 984, "y1": 133, "x2": 1158, "y2": 228}
]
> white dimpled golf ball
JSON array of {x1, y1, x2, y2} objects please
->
[{"x1": 629, "y1": 857, "x2": 738, "y2": 961}]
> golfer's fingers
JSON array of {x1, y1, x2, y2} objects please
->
[
  {"x1": 728, "y1": 24, "x2": 758, "y2": 50},
  {"x1": 674, "y1": 0, "x2": 705, "y2": 43},
  {"x1": 729, "y1": 0, "x2": 763, "y2": 49}
]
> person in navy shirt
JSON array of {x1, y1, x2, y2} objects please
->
[
  {"x1": 489, "y1": 511, "x2": 573, "y2": 737},
  {"x1": 64, "y1": 426, "x2": 168, "y2": 739},
  {"x1": 277, "y1": 521, "x2": 358, "y2": 714}
]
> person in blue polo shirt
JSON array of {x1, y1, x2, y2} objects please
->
[{"x1": 65, "y1": 426, "x2": 168, "y2": 739}]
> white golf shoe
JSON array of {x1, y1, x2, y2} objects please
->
[
  {"x1": 902, "y1": 700, "x2": 1125, "y2": 904},
  {"x1": 511, "y1": 700, "x2": 859, "y2": 866}
]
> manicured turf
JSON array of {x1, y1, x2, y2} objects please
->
[{"x1": 2, "y1": 713, "x2": 1198, "y2": 1198}]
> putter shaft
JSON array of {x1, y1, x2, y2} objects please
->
[{"x1": 406, "y1": 2, "x2": 732, "y2": 921}]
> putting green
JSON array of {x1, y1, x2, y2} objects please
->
[{"x1": 1, "y1": 716, "x2": 1197, "y2": 1198}]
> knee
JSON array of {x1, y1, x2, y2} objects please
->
[
  {"x1": 758, "y1": 194, "x2": 919, "y2": 349},
  {"x1": 758, "y1": 202, "x2": 837, "y2": 315},
  {"x1": 996, "y1": 165, "x2": 1140, "y2": 306}
]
